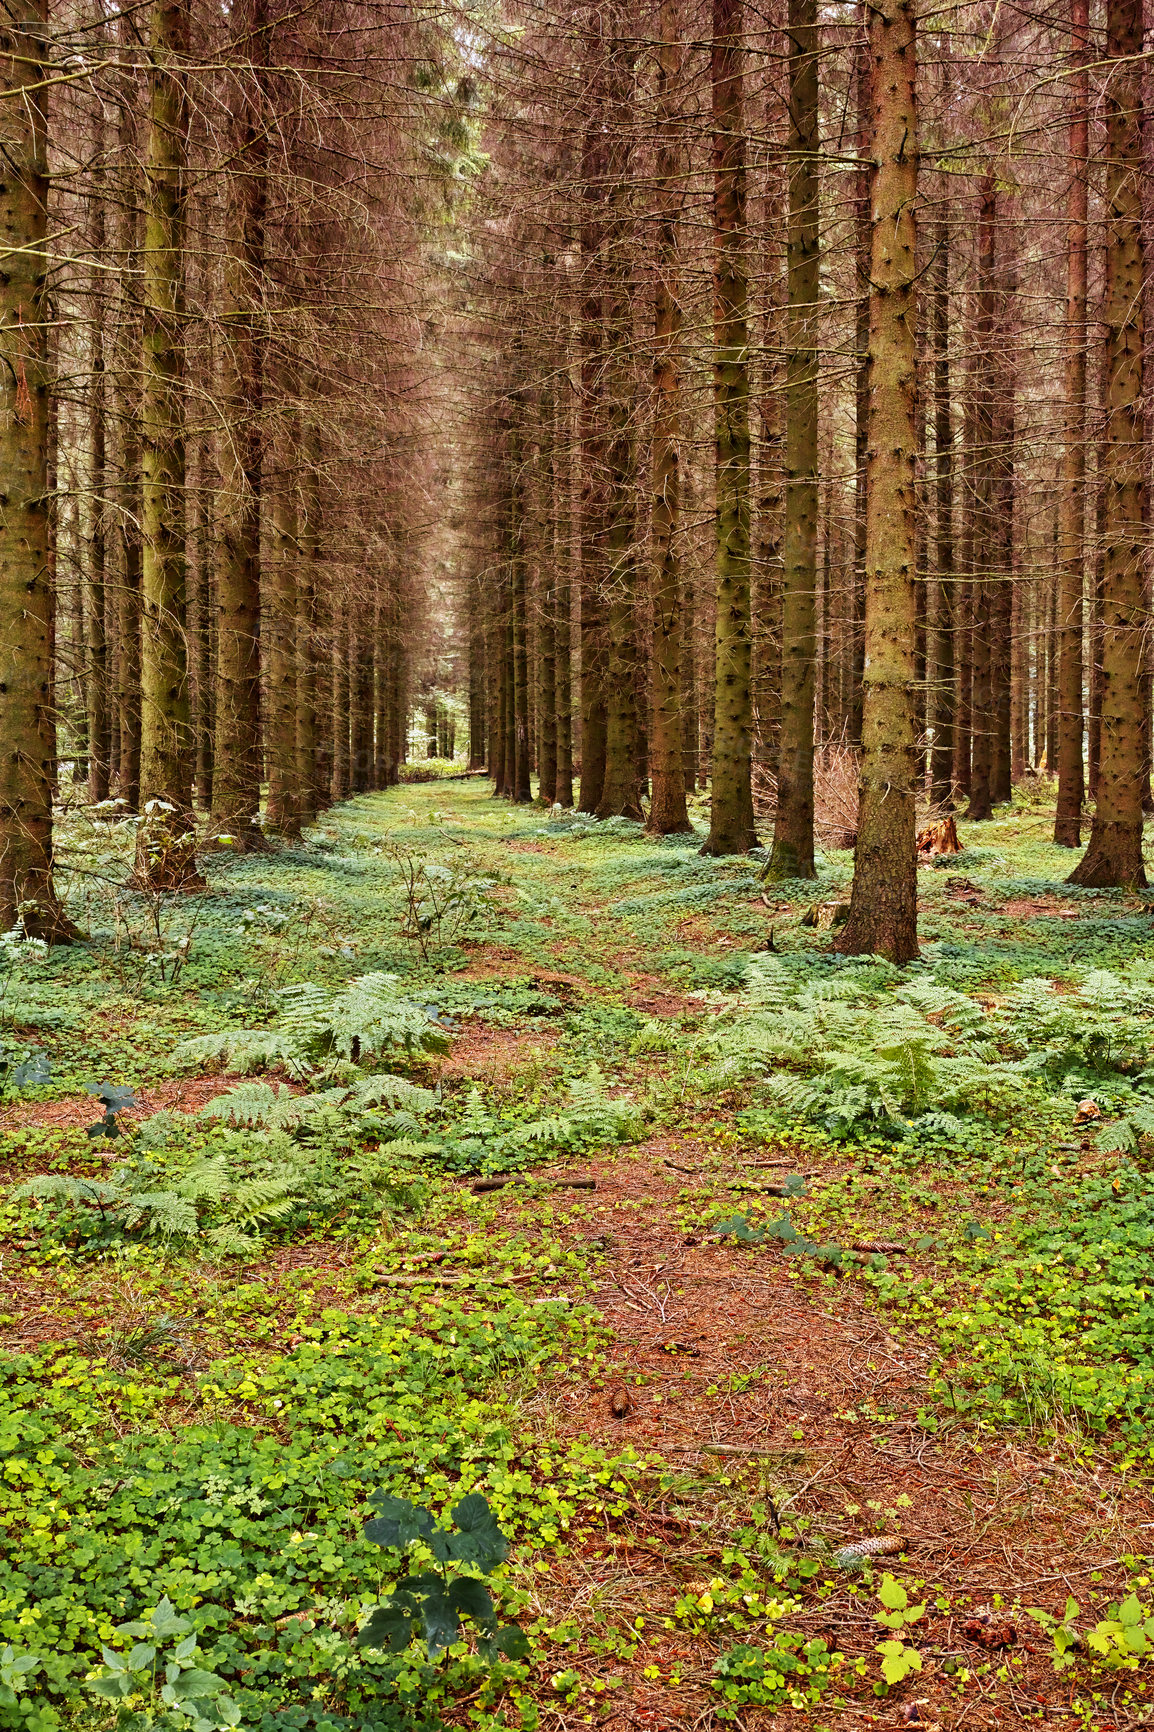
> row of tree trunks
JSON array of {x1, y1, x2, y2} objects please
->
[{"x1": 466, "y1": 0, "x2": 1149, "y2": 946}]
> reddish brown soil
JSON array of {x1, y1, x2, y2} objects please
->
[
  {"x1": 1, "y1": 1073, "x2": 264, "y2": 1135},
  {"x1": 481, "y1": 1147, "x2": 1154, "y2": 1731}
]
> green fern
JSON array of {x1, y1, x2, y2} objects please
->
[
  {"x1": 168, "y1": 975, "x2": 448, "y2": 1077},
  {"x1": 199, "y1": 1082, "x2": 348, "y2": 1130},
  {"x1": 166, "y1": 1029, "x2": 304, "y2": 1077}
]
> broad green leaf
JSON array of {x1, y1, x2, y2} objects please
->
[
  {"x1": 494, "y1": 1623, "x2": 531, "y2": 1660},
  {"x1": 170, "y1": 1668, "x2": 226, "y2": 1697},
  {"x1": 358, "y1": 1604, "x2": 413, "y2": 1654},
  {"x1": 449, "y1": 1577, "x2": 496, "y2": 1627},
  {"x1": 88, "y1": 1676, "x2": 132, "y2": 1700},
  {"x1": 419, "y1": 1589, "x2": 459, "y2": 1656}
]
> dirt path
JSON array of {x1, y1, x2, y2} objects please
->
[{"x1": 492, "y1": 1146, "x2": 1154, "y2": 1730}]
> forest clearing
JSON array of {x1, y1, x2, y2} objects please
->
[{"x1": 3, "y1": 779, "x2": 1154, "y2": 1730}]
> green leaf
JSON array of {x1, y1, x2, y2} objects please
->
[
  {"x1": 877, "y1": 1640, "x2": 921, "y2": 1685},
  {"x1": 364, "y1": 1495, "x2": 434, "y2": 1550},
  {"x1": 358, "y1": 1604, "x2": 414, "y2": 1654},
  {"x1": 448, "y1": 1577, "x2": 496, "y2": 1628},
  {"x1": 447, "y1": 1493, "x2": 509, "y2": 1568},
  {"x1": 151, "y1": 1598, "x2": 191, "y2": 1640},
  {"x1": 88, "y1": 1676, "x2": 133, "y2": 1700},
  {"x1": 419, "y1": 1590, "x2": 459, "y2": 1656},
  {"x1": 494, "y1": 1623, "x2": 531, "y2": 1660},
  {"x1": 168, "y1": 1668, "x2": 226, "y2": 1698},
  {"x1": 763, "y1": 1213, "x2": 798, "y2": 1242}
]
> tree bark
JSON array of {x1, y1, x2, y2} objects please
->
[
  {"x1": 835, "y1": 0, "x2": 919, "y2": 963},
  {"x1": 1055, "y1": 0, "x2": 1089, "y2": 846},
  {"x1": 929, "y1": 213, "x2": 954, "y2": 805},
  {"x1": 967, "y1": 180, "x2": 996, "y2": 821},
  {"x1": 849, "y1": 0, "x2": 870, "y2": 748},
  {"x1": 703, "y1": 0, "x2": 757, "y2": 854},
  {"x1": 264, "y1": 438, "x2": 299, "y2": 836},
  {"x1": 0, "y1": 0, "x2": 74, "y2": 936},
  {"x1": 1070, "y1": 0, "x2": 1148, "y2": 886},
  {"x1": 294, "y1": 424, "x2": 319, "y2": 822},
  {"x1": 85, "y1": 186, "x2": 111, "y2": 806},
  {"x1": 645, "y1": 0, "x2": 691, "y2": 836},
  {"x1": 766, "y1": 0, "x2": 818, "y2": 878},
  {"x1": 577, "y1": 26, "x2": 610, "y2": 814},
  {"x1": 138, "y1": 0, "x2": 201, "y2": 887},
  {"x1": 554, "y1": 377, "x2": 575, "y2": 807},
  {"x1": 511, "y1": 416, "x2": 533, "y2": 802},
  {"x1": 990, "y1": 243, "x2": 1016, "y2": 804},
  {"x1": 211, "y1": 0, "x2": 267, "y2": 844},
  {"x1": 595, "y1": 25, "x2": 643, "y2": 823},
  {"x1": 329, "y1": 592, "x2": 350, "y2": 803}
]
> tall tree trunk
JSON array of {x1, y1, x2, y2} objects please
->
[
  {"x1": 511, "y1": 424, "x2": 533, "y2": 803},
  {"x1": 1055, "y1": 0, "x2": 1089, "y2": 845},
  {"x1": 990, "y1": 245, "x2": 1016, "y2": 804},
  {"x1": 681, "y1": 540, "x2": 698, "y2": 794},
  {"x1": 596, "y1": 25, "x2": 643, "y2": 822},
  {"x1": 849, "y1": 0, "x2": 870, "y2": 747},
  {"x1": 86, "y1": 192, "x2": 111, "y2": 805},
  {"x1": 329, "y1": 593, "x2": 349, "y2": 803},
  {"x1": 539, "y1": 571, "x2": 557, "y2": 804},
  {"x1": 577, "y1": 27, "x2": 609, "y2": 814},
  {"x1": 489, "y1": 575, "x2": 507, "y2": 796},
  {"x1": 967, "y1": 181, "x2": 996, "y2": 821},
  {"x1": 211, "y1": 0, "x2": 266, "y2": 843},
  {"x1": 1070, "y1": 0, "x2": 1147, "y2": 886},
  {"x1": 767, "y1": 0, "x2": 818, "y2": 877},
  {"x1": 351, "y1": 605, "x2": 373, "y2": 793},
  {"x1": 138, "y1": 0, "x2": 200, "y2": 887},
  {"x1": 295, "y1": 437, "x2": 319, "y2": 824},
  {"x1": 188, "y1": 434, "x2": 213, "y2": 810},
  {"x1": 468, "y1": 599, "x2": 487, "y2": 771},
  {"x1": 752, "y1": 107, "x2": 784, "y2": 790},
  {"x1": 117, "y1": 419, "x2": 144, "y2": 814},
  {"x1": 537, "y1": 401, "x2": 558, "y2": 805},
  {"x1": 1011, "y1": 575, "x2": 1027, "y2": 782},
  {"x1": 836, "y1": 0, "x2": 919, "y2": 963},
  {"x1": 929, "y1": 214, "x2": 955, "y2": 805},
  {"x1": 0, "y1": 0, "x2": 73, "y2": 936},
  {"x1": 647, "y1": 0, "x2": 691, "y2": 836},
  {"x1": 554, "y1": 381, "x2": 575, "y2": 808},
  {"x1": 703, "y1": 0, "x2": 757, "y2": 854},
  {"x1": 264, "y1": 438, "x2": 299, "y2": 836}
]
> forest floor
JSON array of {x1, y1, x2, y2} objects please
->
[{"x1": 4, "y1": 779, "x2": 1154, "y2": 1732}]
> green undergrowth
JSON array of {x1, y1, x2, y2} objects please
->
[
  {"x1": 0, "y1": 1299, "x2": 653, "y2": 1727},
  {"x1": 5, "y1": 782, "x2": 1154, "y2": 1725}
]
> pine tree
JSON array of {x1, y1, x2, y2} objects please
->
[
  {"x1": 836, "y1": 0, "x2": 920, "y2": 963},
  {"x1": 0, "y1": 0, "x2": 74, "y2": 937}
]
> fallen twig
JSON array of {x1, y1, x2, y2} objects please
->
[{"x1": 470, "y1": 1175, "x2": 597, "y2": 1194}]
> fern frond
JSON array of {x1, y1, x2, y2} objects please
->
[
  {"x1": 199, "y1": 1083, "x2": 349, "y2": 1130},
  {"x1": 350, "y1": 1073, "x2": 437, "y2": 1113},
  {"x1": 167, "y1": 1030, "x2": 303, "y2": 1076}
]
